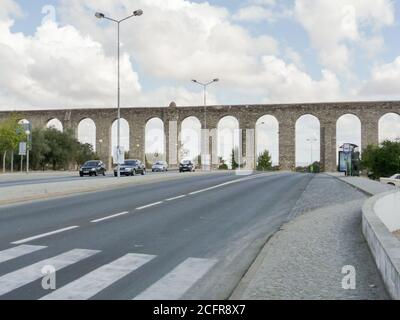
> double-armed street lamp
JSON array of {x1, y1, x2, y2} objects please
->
[
  {"x1": 191, "y1": 79, "x2": 219, "y2": 171},
  {"x1": 95, "y1": 9, "x2": 143, "y2": 178}
]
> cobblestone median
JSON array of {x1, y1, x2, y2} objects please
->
[{"x1": 233, "y1": 174, "x2": 389, "y2": 300}]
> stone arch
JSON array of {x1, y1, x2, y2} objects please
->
[
  {"x1": 379, "y1": 112, "x2": 400, "y2": 143},
  {"x1": 78, "y1": 118, "x2": 96, "y2": 152},
  {"x1": 336, "y1": 114, "x2": 362, "y2": 163},
  {"x1": 256, "y1": 115, "x2": 279, "y2": 166},
  {"x1": 46, "y1": 118, "x2": 63, "y2": 132},
  {"x1": 218, "y1": 116, "x2": 240, "y2": 168},
  {"x1": 180, "y1": 116, "x2": 201, "y2": 163},
  {"x1": 145, "y1": 117, "x2": 165, "y2": 164},
  {"x1": 295, "y1": 114, "x2": 321, "y2": 167},
  {"x1": 111, "y1": 118, "x2": 130, "y2": 159}
]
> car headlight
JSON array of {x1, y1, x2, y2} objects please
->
[{"x1": 91, "y1": 168, "x2": 96, "y2": 171}]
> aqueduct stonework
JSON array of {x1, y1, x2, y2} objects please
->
[{"x1": 1, "y1": 101, "x2": 399, "y2": 172}]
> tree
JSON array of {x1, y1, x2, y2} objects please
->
[
  {"x1": 231, "y1": 148, "x2": 239, "y2": 170},
  {"x1": 0, "y1": 116, "x2": 25, "y2": 173},
  {"x1": 361, "y1": 141, "x2": 400, "y2": 179},
  {"x1": 257, "y1": 150, "x2": 272, "y2": 171}
]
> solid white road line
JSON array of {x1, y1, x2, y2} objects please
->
[
  {"x1": 133, "y1": 257, "x2": 217, "y2": 300},
  {"x1": 91, "y1": 212, "x2": 129, "y2": 223},
  {"x1": 0, "y1": 249, "x2": 99, "y2": 296},
  {"x1": 188, "y1": 175, "x2": 262, "y2": 195},
  {"x1": 0, "y1": 245, "x2": 46, "y2": 264},
  {"x1": 11, "y1": 226, "x2": 80, "y2": 245},
  {"x1": 41, "y1": 253, "x2": 156, "y2": 300},
  {"x1": 165, "y1": 195, "x2": 186, "y2": 202},
  {"x1": 136, "y1": 202, "x2": 163, "y2": 211}
]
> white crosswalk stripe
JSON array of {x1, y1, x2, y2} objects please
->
[
  {"x1": 133, "y1": 257, "x2": 217, "y2": 300},
  {"x1": 0, "y1": 245, "x2": 46, "y2": 264},
  {"x1": 0, "y1": 249, "x2": 99, "y2": 296},
  {"x1": 40, "y1": 253, "x2": 156, "y2": 300}
]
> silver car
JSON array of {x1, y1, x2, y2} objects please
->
[{"x1": 152, "y1": 161, "x2": 168, "y2": 172}]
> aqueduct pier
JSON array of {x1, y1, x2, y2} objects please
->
[{"x1": 1, "y1": 101, "x2": 399, "y2": 172}]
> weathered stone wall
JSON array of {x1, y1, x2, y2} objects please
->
[{"x1": 1, "y1": 101, "x2": 399, "y2": 171}]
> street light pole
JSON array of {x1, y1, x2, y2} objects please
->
[
  {"x1": 191, "y1": 79, "x2": 219, "y2": 171},
  {"x1": 306, "y1": 137, "x2": 318, "y2": 167},
  {"x1": 95, "y1": 10, "x2": 143, "y2": 178}
]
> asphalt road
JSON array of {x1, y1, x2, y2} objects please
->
[
  {"x1": 0, "y1": 171, "x2": 175, "y2": 188},
  {"x1": 0, "y1": 171, "x2": 313, "y2": 300}
]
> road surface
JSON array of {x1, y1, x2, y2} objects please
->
[{"x1": 0, "y1": 172, "x2": 313, "y2": 300}]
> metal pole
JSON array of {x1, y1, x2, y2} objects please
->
[
  {"x1": 204, "y1": 84, "x2": 208, "y2": 171},
  {"x1": 26, "y1": 136, "x2": 29, "y2": 174},
  {"x1": 117, "y1": 22, "x2": 121, "y2": 178},
  {"x1": 20, "y1": 155, "x2": 23, "y2": 173}
]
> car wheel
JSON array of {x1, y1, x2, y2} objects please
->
[
  {"x1": 114, "y1": 173, "x2": 117, "y2": 177},
  {"x1": 103, "y1": 171, "x2": 106, "y2": 176},
  {"x1": 80, "y1": 173, "x2": 83, "y2": 177}
]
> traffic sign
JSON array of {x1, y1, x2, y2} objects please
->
[{"x1": 19, "y1": 142, "x2": 27, "y2": 156}]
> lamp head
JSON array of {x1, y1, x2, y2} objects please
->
[
  {"x1": 213, "y1": 78, "x2": 219, "y2": 82},
  {"x1": 133, "y1": 9, "x2": 143, "y2": 16},
  {"x1": 95, "y1": 12, "x2": 105, "y2": 19}
]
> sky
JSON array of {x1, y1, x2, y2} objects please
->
[{"x1": 2, "y1": 0, "x2": 400, "y2": 165}]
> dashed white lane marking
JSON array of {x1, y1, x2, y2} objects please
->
[
  {"x1": 0, "y1": 249, "x2": 99, "y2": 296},
  {"x1": 91, "y1": 212, "x2": 129, "y2": 223},
  {"x1": 136, "y1": 202, "x2": 163, "y2": 211},
  {"x1": 165, "y1": 195, "x2": 186, "y2": 202},
  {"x1": 11, "y1": 226, "x2": 80, "y2": 245},
  {"x1": 0, "y1": 245, "x2": 46, "y2": 264},
  {"x1": 41, "y1": 253, "x2": 156, "y2": 300},
  {"x1": 133, "y1": 257, "x2": 218, "y2": 300}
]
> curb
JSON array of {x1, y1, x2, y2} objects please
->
[
  {"x1": 325, "y1": 173, "x2": 374, "y2": 197},
  {"x1": 362, "y1": 191, "x2": 400, "y2": 300}
]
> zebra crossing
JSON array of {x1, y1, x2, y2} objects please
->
[{"x1": 0, "y1": 245, "x2": 217, "y2": 300}]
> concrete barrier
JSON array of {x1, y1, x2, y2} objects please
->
[{"x1": 362, "y1": 191, "x2": 400, "y2": 299}]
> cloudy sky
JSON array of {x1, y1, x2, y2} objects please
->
[
  {"x1": 2, "y1": 0, "x2": 400, "y2": 108},
  {"x1": 1, "y1": 0, "x2": 400, "y2": 165}
]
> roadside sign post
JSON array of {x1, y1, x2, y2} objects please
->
[{"x1": 19, "y1": 142, "x2": 27, "y2": 174}]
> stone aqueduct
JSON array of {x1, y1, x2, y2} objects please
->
[{"x1": 0, "y1": 101, "x2": 399, "y2": 172}]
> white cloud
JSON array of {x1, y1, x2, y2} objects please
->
[
  {"x1": 0, "y1": 0, "x2": 345, "y2": 110},
  {"x1": 360, "y1": 57, "x2": 400, "y2": 99},
  {"x1": 233, "y1": 6, "x2": 274, "y2": 23},
  {"x1": 0, "y1": 18, "x2": 141, "y2": 109},
  {"x1": 294, "y1": 0, "x2": 395, "y2": 73}
]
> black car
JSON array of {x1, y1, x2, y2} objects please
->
[
  {"x1": 114, "y1": 159, "x2": 146, "y2": 177},
  {"x1": 179, "y1": 160, "x2": 195, "y2": 172},
  {"x1": 79, "y1": 160, "x2": 106, "y2": 177}
]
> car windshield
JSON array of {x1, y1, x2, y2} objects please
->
[
  {"x1": 154, "y1": 162, "x2": 163, "y2": 165},
  {"x1": 181, "y1": 160, "x2": 191, "y2": 165},
  {"x1": 124, "y1": 161, "x2": 138, "y2": 166},
  {"x1": 84, "y1": 161, "x2": 99, "y2": 167},
  {"x1": 390, "y1": 174, "x2": 400, "y2": 179}
]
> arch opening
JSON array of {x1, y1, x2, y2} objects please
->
[
  {"x1": 336, "y1": 114, "x2": 361, "y2": 164},
  {"x1": 180, "y1": 116, "x2": 201, "y2": 164},
  {"x1": 218, "y1": 116, "x2": 240, "y2": 169},
  {"x1": 145, "y1": 118, "x2": 165, "y2": 165},
  {"x1": 379, "y1": 113, "x2": 400, "y2": 143},
  {"x1": 295, "y1": 114, "x2": 320, "y2": 168},
  {"x1": 78, "y1": 118, "x2": 96, "y2": 152},
  {"x1": 111, "y1": 118, "x2": 130, "y2": 160},
  {"x1": 256, "y1": 115, "x2": 279, "y2": 167},
  {"x1": 46, "y1": 118, "x2": 63, "y2": 132}
]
